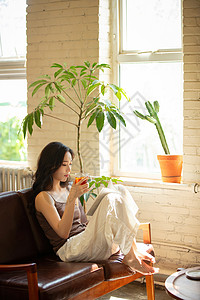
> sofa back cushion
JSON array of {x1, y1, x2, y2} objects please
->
[
  {"x1": 0, "y1": 191, "x2": 38, "y2": 263},
  {"x1": 18, "y1": 188, "x2": 53, "y2": 255}
]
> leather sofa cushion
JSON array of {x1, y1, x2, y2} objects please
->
[
  {"x1": 0, "y1": 191, "x2": 38, "y2": 263},
  {"x1": 0, "y1": 256, "x2": 104, "y2": 300},
  {"x1": 18, "y1": 188, "x2": 53, "y2": 255},
  {"x1": 96, "y1": 251, "x2": 134, "y2": 281}
]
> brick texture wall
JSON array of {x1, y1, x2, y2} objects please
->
[
  {"x1": 26, "y1": 0, "x2": 200, "y2": 274},
  {"x1": 26, "y1": 0, "x2": 107, "y2": 174},
  {"x1": 183, "y1": 0, "x2": 200, "y2": 183}
]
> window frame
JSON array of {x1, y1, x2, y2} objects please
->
[
  {"x1": 0, "y1": 0, "x2": 27, "y2": 164},
  {"x1": 0, "y1": 58, "x2": 26, "y2": 80},
  {"x1": 111, "y1": 0, "x2": 183, "y2": 179}
]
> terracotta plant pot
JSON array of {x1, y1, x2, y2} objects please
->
[{"x1": 157, "y1": 155, "x2": 183, "y2": 183}]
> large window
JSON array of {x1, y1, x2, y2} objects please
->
[
  {"x1": 112, "y1": 0, "x2": 183, "y2": 178},
  {"x1": 0, "y1": 0, "x2": 27, "y2": 162}
]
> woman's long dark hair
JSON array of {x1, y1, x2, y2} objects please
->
[{"x1": 32, "y1": 141, "x2": 74, "y2": 198}]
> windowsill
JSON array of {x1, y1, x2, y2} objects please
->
[
  {"x1": 0, "y1": 164, "x2": 197, "y2": 193},
  {"x1": 119, "y1": 176, "x2": 197, "y2": 193}
]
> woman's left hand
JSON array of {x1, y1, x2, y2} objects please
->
[{"x1": 69, "y1": 177, "x2": 91, "y2": 200}]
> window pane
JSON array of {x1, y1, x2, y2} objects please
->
[
  {"x1": 0, "y1": 0, "x2": 26, "y2": 58},
  {"x1": 122, "y1": 0, "x2": 182, "y2": 51},
  {"x1": 0, "y1": 79, "x2": 27, "y2": 161},
  {"x1": 119, "y1": 62, "x2": 183, "y2": 175}
]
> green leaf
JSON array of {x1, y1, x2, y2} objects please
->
[
  {"x1": 54, "y1": 68, "x2": 63, "y2": 78},
  {"x1": 58, "y1": 74, "x2": 71, "y2": 83},
  {"x1": 22, "y1": 116, "x2": 29, "y2": 138},
  {"x1": 34, "y1": 110, "x2": 41, "y2": 128},
  {"x1": 79, "y1": 195, "x2": 84, "y2": 206},
  {"x1": 45, "y1": 84, "x2": 51, "y2": 98},
  {"x1": 49, "y1": 83, "x2": 54, "y2": 93},
  {"x1": 119, "y1": 87, "x2": 130, "y2": 101},
  {"x1": 71, "y1": 78, "x2": 77, "y2": 86},
  {"x1": 112, "y1": 110, "x2": 126, "y2": 127},
  {"x1": 49, "y1": 97, "x2": 55, "y2": 110},
  {"x1": 39, "y1": 108, "x2": 44, "y2": 116},
  {"x1": 84, "y1": 61, "x2": 90, "y2": 68},
  {"x1": 89, "y1": 192, "x2": 97, "y2": 198},
  {"x1": 80, "y1": 71, "x2": 87, "y2": 77},
  {"x1": 83, "y1": 75, "x2": 97, "y2": 80},
  {"x1": 87, "y1": 84, "x2": 99, "y2": 96},
  {"x1": 69, "y1": 66, "x2": 78, "y2": 76},
  {"x1": 87, "y1": 109, "x2": 99, "y2": 128},
  {"x1": 108, "y1": 83, "x2": 119, "y2": 94},
  {"x1": 101, "y1": 84, "x2": 106, "y2": 96},
  {"x1": 81, "y1": 79, "x2": 87, "y2": 89},
  {"x1": 32, "y1": 83, "x2": 46, "y2": 97},
  {"x1": 54, "y1": 82, "x2": 62, "y2": 93},
  {"x1": 28, "y1": 79, "x2": 47, "y2": 89},
  {"x1": 153, "y1": 101, "x2": 159, "y2": 113},
  {"x1": 133, "y1": 110, "x2": 146, "y2": 120},
  {"x1": 145, "y1": 101, "x2": 155, "y2": 116},
  {"x1": 95, "y1": 182, "x2": 101, "y2": 188},
  {"x1": 106, "y1": 111, "x2": 116, "y2": 129},
  {"x1": 96, "y1": 101, "x2": 105, "y2": 107},
  {"x1": 51, "y1": 63, "x2": 63, "y2": 68},
  {"x1": 116, "y1": 90, "x2": 122, "y2": 100},
  {"x1": 92, "y1": 79, "x2": 100, "y2": 85},
  {"x1": 92, "y1": 62, "x2": 98, "y2": 68},
  {"x1": 111, "y1": 178, "x2": 123, "y2": 183},
  {"x1": 57, "y1": 94, "x2": 66, "y2": 104},
  {"x1": 85, "y1": 102, "x2": 97, "y2": 116},
  {"x1": 96, "y1": 64, "x2": 111, "y2": 71},
  {"x1": 89, "y1": 180, "x2": 96, "y2": 187},
  {"x1": 39, "y1": 74, "x2": 51, "y2": 80},
  {"x1": 96, "y1": 111, "x2": 105, "y2": 132},
  {"x1": 94, "y1": 97, "x2": 100, "y2": 103},
  {"x1": 28, "y1": 113, "x2": 34, "y2": 135},
  {"x1": 76, "y1": 66, "x2": 87, "y2": 70},
  {"x1": 66, "y1": 71, "x2": 76, "y2": 79}
]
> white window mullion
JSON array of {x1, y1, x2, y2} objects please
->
[
  {"x1": 118, "y1": 51, "x2": 182, "y2": 63},
  {"x1": 0, "y1": 59, "x2": 26, "y2": 79}
]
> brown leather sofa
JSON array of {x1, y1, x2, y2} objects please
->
[{"x1": 0, "y1": 188, "x2": 155, "y2": 300}]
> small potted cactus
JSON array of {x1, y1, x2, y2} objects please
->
[{"x1": 133, "y1": 101, "x2": 183, "y2": 183}]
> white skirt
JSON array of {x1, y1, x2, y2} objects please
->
[{"x1": 57, "y1": 184, "x2": 140, "y2": 262}]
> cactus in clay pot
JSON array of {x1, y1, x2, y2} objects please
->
[{"x1": 133, "y1": 100, "x2": 170, "y2": 155}]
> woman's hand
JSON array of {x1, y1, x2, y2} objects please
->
[{"x1": 68, "y1": 177, "x2": 90, "y2": 201}]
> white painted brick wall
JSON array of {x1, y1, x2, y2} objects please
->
[
  {"x1": 26, "y1": 0, "x2": 104, "y2": 175},
  {"x1": 128, "y1": 185, "x2": 200, "y2": 270}
]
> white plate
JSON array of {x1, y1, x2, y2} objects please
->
[{"x1": 186, "y1": 269, "x2": 200, "y2": 280}]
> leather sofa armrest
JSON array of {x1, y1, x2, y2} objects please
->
[
  {"x1": 139, "y1": 222, "x2": 151, "y2": 244},
  {"x1": 0, "y1": 263, "x2": 39, "y2": 300}
]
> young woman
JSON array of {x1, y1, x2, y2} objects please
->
[{"x1": 32, "y1": 141, "x2": 159, "y2": 275}]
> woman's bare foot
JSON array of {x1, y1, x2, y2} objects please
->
[
  {"x1": 134, "y1": 247, "x2": 155, "y2": 264},
  {"x1": 123, "y1": 256, "x2": 159, "y2": 275},
  {"x1": 123, "y1": 244, "x2": 159, "y2": 275}
]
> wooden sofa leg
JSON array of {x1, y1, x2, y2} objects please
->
[
  {"x1": 145, "y1": 274, "x2": 155, "y2": 300},
  {"x1": 26, "y1": 266, "x2": 39, "y2": 300}
]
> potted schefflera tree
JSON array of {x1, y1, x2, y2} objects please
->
[
  {"x1": 22, "y1": 61, "x2": 129, "y2": 207},
  {"x1": 133, "y1": 100, "x2": 183, "y2": 183}
]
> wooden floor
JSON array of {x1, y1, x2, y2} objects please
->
[{"x1": 97, "y1": 281, "x2": 171, "y2": 300}]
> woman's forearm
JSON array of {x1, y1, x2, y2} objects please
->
[{"x1": 57, "y1": 195, "x2": 77, "y2": 239}]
